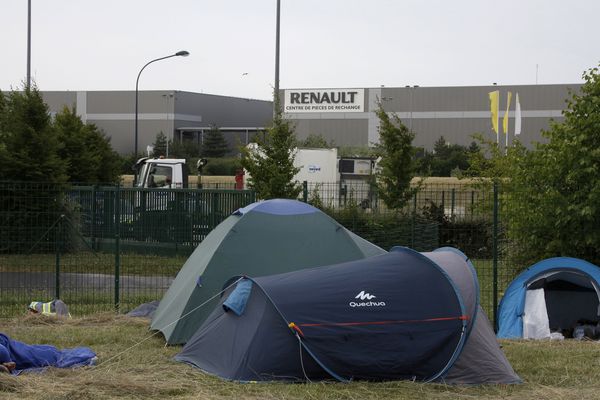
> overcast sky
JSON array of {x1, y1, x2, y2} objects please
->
[{"x1": 2, "y1": 0, "x2": 599, "y2": 101}]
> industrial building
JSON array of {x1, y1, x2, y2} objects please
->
[
  {"x1": 40, "y1": 90, "x2": 273, "y2": 155},
  {"x1": 39, "y1": 83, "x2": 580, "y2": 155},
  {"x1": 282, "y1": 84, "x2": 581, "y2": 150}
]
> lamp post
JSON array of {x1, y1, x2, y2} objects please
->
[
  {"x1": 134, "y1": 50, "x2": 189, "y2": 159},
  {"x1": 273, "y1": 0, "x2": 281, "y2": 116},
  {"x1": 26, "y1": 0, "x2": 31, "y2": 89}
]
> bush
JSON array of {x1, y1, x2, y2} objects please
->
[
  {"x1": 421, "y1": 199, "x2": 493, "y2": 258},
  {"x1": 200, "y1": 157, "x2": 242, "y2": 176},
  {"x1": 321, "y1": 203, "x2": 439, "y2": 252}
]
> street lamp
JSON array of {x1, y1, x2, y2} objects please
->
[
  {"x1": 134, "y1": 50, "x2": 189, "y2": 158},
  {"x1": 274, "y1": 0, "x2": 281, "y2": 116},
  {"x1": 27, "y1": 0, "x2": 32, "y2": 89}
]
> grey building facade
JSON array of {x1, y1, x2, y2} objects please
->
[
  {"x1": 39, "y1": 84, "x2": 579, "y2": 156},
  {"x1": 41, "y1": 90, "x2": 273, "y2": 155},
  {"x1": 282, "y1": 84, "x2": 581, "y2": 150}
]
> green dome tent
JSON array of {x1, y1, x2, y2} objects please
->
[{"x1": 151, "y1": 199, "x2": 385, "y2": 345}]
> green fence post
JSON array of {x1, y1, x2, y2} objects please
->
[
  {"x1": 302, "y1": 181, "x2": 308, "y2": 202},
  {"x1": 212, "y1": 191, "x2": 219, "y2": 229},
  {"x1": 492, "y1": 182, "x2": 499, "y2": 331},
  {"x1": 55, "y1": 214, "x2": 64, "y2": 300},
  {"x1": 451, "y1": 188, "x2": 456, "y2": 218},
  {"x1": 441, "y1": 191, "x2": 445, "y2": 214},
  {"x1": 91, "y1": 185, "x2": 97, "y2": 249},
  {"x1": 114, "y1": 184, "x2": 121, "y2": 312},
  {"x1": 411, "y1": 193, "x2": 417, "y2": 248}
]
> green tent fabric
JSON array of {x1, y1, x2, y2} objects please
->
[{"x1": 151, "y1": 199, "x2": 385, "y2": 345}]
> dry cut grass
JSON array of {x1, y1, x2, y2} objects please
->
[{"x1": 1, "y1": 314, "x2": 600, "y2": 400}]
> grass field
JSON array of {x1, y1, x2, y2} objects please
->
[
  {"x1": 1, "y1": 314, "x2": 600, "y2": 400},
  {"x1": 0, "y1": 253, "x2": 187, "y2": 276}
]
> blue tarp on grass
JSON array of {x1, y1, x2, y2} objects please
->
[{"x1": 0, "y1": 333, "x2": 96, "y2": 374}]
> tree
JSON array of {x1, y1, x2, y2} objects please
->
[
  {"x1": 0, "y1": 86, "x2": 67, "y2": 183},
  {"x1": 169, "y1": 139, "x2": 201, "y2": 160},
  {"x1": 418, "y1": 136, "x2": 476, "y2": 177},
  {"x1": 511, "y1": 66, "x2": 600, "y2": 265},
  {"x1": 297, "y1": 133, "x2": 334, "y2": 148},
  {"x1": 54, "y1": 106, "x2": 121, "y2": 183},
  {"x1": 152, "y1": 132, "x2": 168, "y2": 157},
  {"x1": 202, "y1": 125, "x2": 229, "y2": 157},
  {"x1": 373, "y1": 101, "x2": 418, "y2": 210},
  {"x1": 240, "y1": 106, "x2": 301, "y2": 199},
  {"x1": 469, "y1": 65, "x2": 600, "y2": 266},
  {"x1": 0, "y1": 86, "x2": 69, "y2": 253}
]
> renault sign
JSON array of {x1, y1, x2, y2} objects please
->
[{"x1": 284, "y1": 89, "x2": 364, "y2": 113}]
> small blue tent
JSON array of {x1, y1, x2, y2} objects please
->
[
  {"x1": 175, "y1": 247, "x2": 520, "y2": 384},
  {"x1": 498, "y1": 257, "x2": 600, "y2": 339}
]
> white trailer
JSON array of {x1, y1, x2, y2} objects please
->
[
  {"x1": 293, "y1": 148, "x2": 339, "y2": 184},
  {"x1": 244, "y1": 145, "x2": 376, "y2": 208}
]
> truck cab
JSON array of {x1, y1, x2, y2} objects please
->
[{"x1": 133, "y1": 157, "x2": 189, "y2": 188}]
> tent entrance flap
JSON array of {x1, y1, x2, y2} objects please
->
[
  {"x1": 522, "y1": 288, "x2": 550, "y2": 339},
  {"x1": 527, "y1": 271, "x2": 600, "y2": 335}
]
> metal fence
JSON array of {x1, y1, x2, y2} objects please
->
[
  {"x1": 0, "y1": 182, "x2": 255, "y2": 317},
  {"x1": 305, "y1": 180, "x2": 507, "y2": 322},
  {"x1": 0, "y1": 180, "x2": 537, "y2": 328}
]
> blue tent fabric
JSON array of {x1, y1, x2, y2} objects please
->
[
  {"x1": 222, "y1": 279, "x2": 253, "y2": 316},
  {"x1": 0, "y1": 333, "x2": 96, "y2": 374},
  {"x1": 175, "y1": 248, "x2": 522, "y2": 384},
  {"x1": 251, "y1": 248, "x2": 469, "y2": 382},
  {"x1": 497, "y1": 257, "x2": 600, "y2": 338},
  {"x1": 234, "y1": 199, "x2": 319, "y2": 216}
]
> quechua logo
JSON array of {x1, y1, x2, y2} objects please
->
[{"x1": 349, "y1": 291, "x2": 386, "y2": 308}]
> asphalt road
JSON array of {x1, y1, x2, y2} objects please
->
[{"x1": 0, "y1": 272, "x2": 173, "y2": 293}]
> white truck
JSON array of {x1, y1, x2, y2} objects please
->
[
  {"x1": 131, "y1": 157, "x2": 200, "y2": 243},
  {"x1": 133, "y1": 157, "x2": 191, "y2": 188}
]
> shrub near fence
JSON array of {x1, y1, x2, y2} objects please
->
[{"x1": 308, "y1": 179, "x2": 495, "y2": 255}]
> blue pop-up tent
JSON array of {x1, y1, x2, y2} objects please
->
[
  {"x1": 497, "y1": 257, "x2": 600, "y2": 339},
  {"x1": 175, "y1": 247, "x2": 520, "y2": 384}
]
